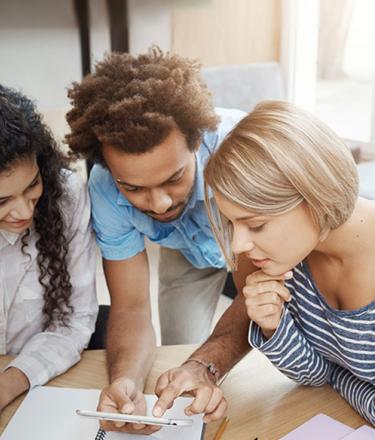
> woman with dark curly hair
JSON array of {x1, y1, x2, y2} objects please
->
[{"x1": 0, "y1": 85, "x2": 98, "y2": 413}]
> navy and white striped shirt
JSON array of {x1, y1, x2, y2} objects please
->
[{"x1": 249, "y1": 261, "x2": 375, "y2": 425}]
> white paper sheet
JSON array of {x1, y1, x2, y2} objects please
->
[{"x1": 1, "y1": 387, "x2": 203, "y2": 440}]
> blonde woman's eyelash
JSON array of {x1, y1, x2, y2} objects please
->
[{"x1": 248, "y1": 224, "x2": 265, "y2": 232}]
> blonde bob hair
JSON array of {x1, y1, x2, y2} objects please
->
[{"x1": 204, "y1": 100, "x2": 358, "y2": 270}]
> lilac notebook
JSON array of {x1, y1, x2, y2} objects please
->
[
  {"x1": 342, "y1": 426, "x2": 375, "y2": 439},
  {"x1": 280, "y1": 414, "x2": 354, "y2": 440}
]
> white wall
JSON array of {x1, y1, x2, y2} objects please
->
[
  {"x1": 0, "y1": 0, "x2": 171, "y2": 107},
  {"x1": 0, "y1": 0, "x2": 81, "y2": 110},
  {"x1": 90, "y1": 0, "x2": 111, "y2": 69},
  {"x1": 0, "y1": 0, "x2": 111, "y2": 143},
  {"x1": 127, "y1": 0, "x2": 171, "y2": 54}
]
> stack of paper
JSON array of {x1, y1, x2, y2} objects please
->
[{"x1": 281, "y1": 414, "x2": 375, "y2": 440}]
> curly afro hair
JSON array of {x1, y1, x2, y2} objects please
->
[{"x1": 65, "y1": 46, "x2": 219, "y2": 165}]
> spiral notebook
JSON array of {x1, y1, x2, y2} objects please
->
[{"x1": 1, "y1": 387, "x2": 204, "y2": 440}]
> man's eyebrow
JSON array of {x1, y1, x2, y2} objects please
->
[
  {"x1": 116, "y1": 167, "x2": 185, "y2": 188},
  {"x1": 115, "y1": 178, "x2": 138, "y2": 188},
  {"x1": 0, "y1": 170, "x2": 40, "y2": 201}
]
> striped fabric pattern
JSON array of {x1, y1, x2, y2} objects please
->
[{"x1": 249, "y1": 261, "x2": 375, "y2": 425}]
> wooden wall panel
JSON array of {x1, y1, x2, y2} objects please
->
[{"x1": 171, "y1": 0, "x2": 281, "y2": 66}]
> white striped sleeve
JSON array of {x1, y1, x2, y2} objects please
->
[
  {"x1": 330, "y1": 365, "x2": 375, "y2": 425},
  {"x1": 249, "y1": 307, "x2": 333, "y2": 386}
]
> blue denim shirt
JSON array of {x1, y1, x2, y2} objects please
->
[{"x1": 88, "y1": 108, "x2": 245, "y2": 269}]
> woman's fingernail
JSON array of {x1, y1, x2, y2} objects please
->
[{"x1": 285, "y1": 271, "x2": 293, "y2": 278}]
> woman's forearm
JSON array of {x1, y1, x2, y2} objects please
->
[{"x1": 0, "y1": 367, "x2": 30, "y2": 412}]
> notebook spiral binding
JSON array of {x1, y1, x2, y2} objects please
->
[{"x1": 95, "y1": 428, "x2": 106, "y2": 440}]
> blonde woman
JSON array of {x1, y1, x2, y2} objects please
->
[{"x1": 203, "y1": 101, "x2": 375, "y2": 424}]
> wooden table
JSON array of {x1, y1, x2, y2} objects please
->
[{"x1": 0, "y1": 346, "x2": 366, "y2": 439}]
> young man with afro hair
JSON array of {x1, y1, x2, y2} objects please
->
[{"x1": 66, "y1": 47, "x2": 252, "y2": 434}]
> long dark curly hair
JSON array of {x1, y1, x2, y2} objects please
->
[
  {"x1": 0, "y1": 85, "x2": 73, "y2": 329},
  {"x1": 66, "y1": 46, "x2": 219, "y2": 165}
]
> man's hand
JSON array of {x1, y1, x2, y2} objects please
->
[
  {"x1": 97, "y1": 377, "x2": 160, "y2": 435},
  {"x1": 153, "y1": 361, "x2": 227, "y2": 423},
  {"x1": 243, "y1": 270, "x2": 293, "y2": 339}
]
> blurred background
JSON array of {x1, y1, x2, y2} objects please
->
[{"x1": 1, "y1": 0, "x2": 375, "y2": 159}]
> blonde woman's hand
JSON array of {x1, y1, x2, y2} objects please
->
[{"x1": 243, "y1": 270, "x2": 293, "y2": 339}]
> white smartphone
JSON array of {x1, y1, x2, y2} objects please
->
[{"x1": 76, "y1": 409, "x2": 194, "y2": 427}]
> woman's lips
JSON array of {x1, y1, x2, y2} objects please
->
[
  {"x1": 250, "y1": 257, "x2": 271, "y2": 268},
  {"x1": 4, "y1": 219, "x2": 31, "y2": 229}
]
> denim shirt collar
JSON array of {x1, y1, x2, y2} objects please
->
[{"x1": 116, "y1": 190, "x2": 131, "y2": 207}]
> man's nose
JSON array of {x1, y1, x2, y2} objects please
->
[{"x1": 148, "y1": 188, "x2": 173, "y2": 214}]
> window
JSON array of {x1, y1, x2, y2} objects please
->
[{"x1": 282, "y1": 0, "x2": 375, "y2": 158}]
